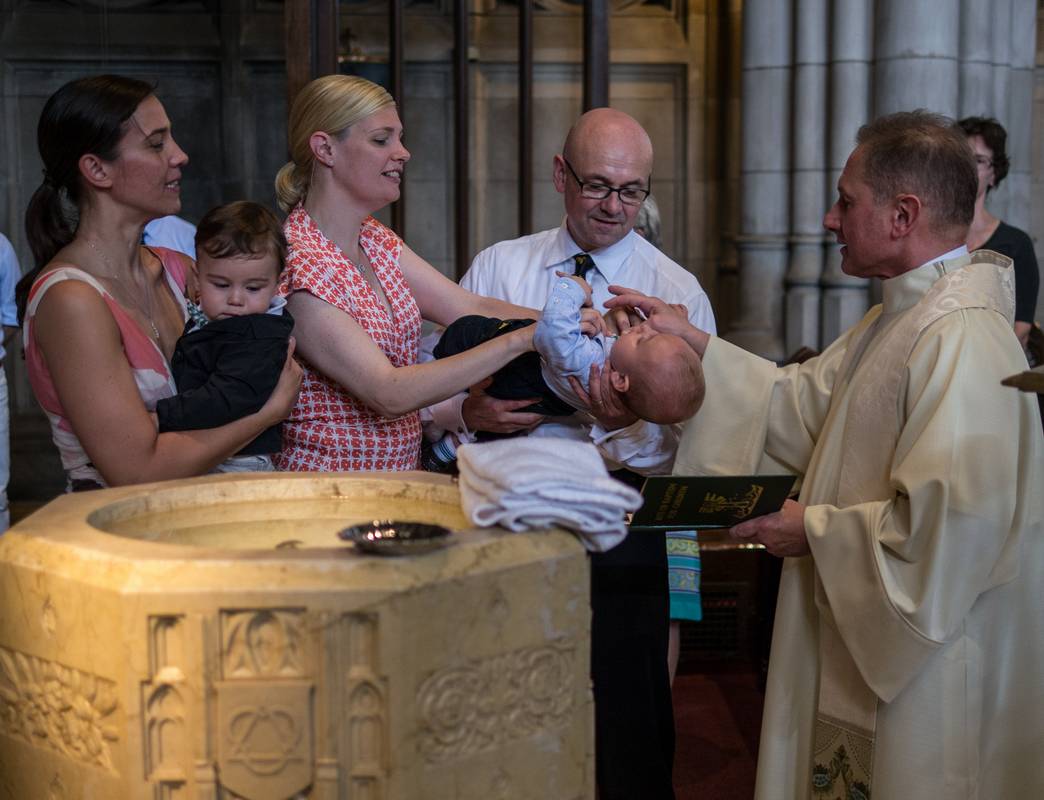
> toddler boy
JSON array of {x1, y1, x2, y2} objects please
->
[{"x1": 155, "y1": 201, "x2": 293, "y2": 472}]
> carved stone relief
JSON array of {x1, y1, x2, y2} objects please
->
[
  {"x1": 142, "y1": 615, "x2": 189, "y2": 793},
  {"x1": 345, "y1": 613, "x2": 386, "y2": 798},
  {"x1": 0, "y1": 644, "x2": 119, "y2": 771},
  {"x1": 416, "y1": 640, "x2": 577, "y2": 763},
  {"x1": 145, "y1": 685, "x2": 186, "y2": 780},
  {"x1": 217, "y1": 609, "x2": 314, "y2": 799},
  {"x1": 222, "y1": 609, "x2": 306, "y2": 679},
  {"x1": 216, "y1": 680, "x2": 314, "y2": 800}
]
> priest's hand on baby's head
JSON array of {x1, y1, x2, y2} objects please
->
[
  {"x1": 606, "y1": 285, "x2": 684, "y2": 325},
  {"x1": 602, "y1": 306, "x2": 642, "y2": 334}
]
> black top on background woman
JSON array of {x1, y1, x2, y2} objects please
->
[{"x1": 958, "y1": 116, "x2": 1040, "y2": 349}]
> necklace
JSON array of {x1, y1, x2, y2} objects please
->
[{"x1": 84, "y1": 238, "x2": 161, "y2": 341}]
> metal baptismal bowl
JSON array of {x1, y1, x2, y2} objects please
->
[{"x1": 338, "y1": 520, "x2": 453, "y2": 556}]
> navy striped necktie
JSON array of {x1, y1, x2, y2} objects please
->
[{"x1": 572, "y1": 252, "x2": 595, "y2": 280}]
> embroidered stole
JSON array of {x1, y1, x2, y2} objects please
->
[{"x1": 809, "y1": 252, "x2": 1015, "y2": 800}]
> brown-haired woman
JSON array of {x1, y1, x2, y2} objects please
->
[{"x1": 18, "y1": 74, "x2": 301, "y2": 490}]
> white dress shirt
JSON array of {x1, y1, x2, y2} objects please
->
[
  {"x1": 422, "y1": 222, "x2": 716, "y2": 473},
  {"x1": 143, "y1": 215, "x2": 197, "y2": 260}
]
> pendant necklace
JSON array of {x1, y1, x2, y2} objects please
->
[{"x1": 85, "y1": 238, "x2": 162, "y2": 341}]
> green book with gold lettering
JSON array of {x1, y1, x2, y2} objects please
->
[{"x1": 628, "y1": 474, "x2": 797, "y2": 531}]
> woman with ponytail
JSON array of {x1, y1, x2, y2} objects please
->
[
  {"x1": 19, "y1": 75, "x2": 301, "y2": 490},
  {"x1": 276, "y1": 75, "x2": 546, "y2": 472}
]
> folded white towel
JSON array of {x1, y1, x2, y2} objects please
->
[{"x1": 456, "y1": 438, "x2": 643, "y2": 552}]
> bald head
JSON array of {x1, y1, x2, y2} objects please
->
[
  {"x1": 554, "y1": 108, "x2": 654, "y2": 252},
  {"x1": 563, "y1": 108, "x2": 654, "y2": 176}
]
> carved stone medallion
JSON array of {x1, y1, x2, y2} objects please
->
[
  {"x1": 416, "y1": 641, "x2": 576, "y2": 762},
  {"x1": 216, "y1": 680, "x2": 313, "y2": 799}
]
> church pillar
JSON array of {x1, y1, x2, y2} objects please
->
[
  {"x1": 1002, "y1": 0, "x2": 1036, "y2": 232},
  {"x1": 784, "y1": 0, "x2": 828, "y2": 356},
  {"x1": 730, "y1": 0, "x2": 792, "y2": 361},
  {"x1": 820, "y1": 0, "x2": 872, "y2": 345},
  {"x1": 988, "y1": 1, "x2": 1013, "y2": 131},
  {"x1": 732, "y1": 0, "x2": 1039, "y2": 354},
  {"x1": 874, "y1": 0, "x2": 961, "y2": 117},
  {"x1": 958, "y1": 0, "x2": 997, "y2": 121}
]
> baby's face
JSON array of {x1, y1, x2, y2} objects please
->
[
  {"x1": 609, "y1": 322, "x2": 671, "y2": 378},
  {"x1": 197, "y1": 252, "x2": 280, "y2": 319}
]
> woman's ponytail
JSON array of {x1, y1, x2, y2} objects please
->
[
  {"x1": 16, "y1": 181, "x2": 75, "y2": 323},
  {"x1": 275, "y1": 161, "x2": 306, "y2": 213}
]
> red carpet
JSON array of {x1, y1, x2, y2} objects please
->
[{"x1": 672, "y1": 668, "x2": 764, "y2": 800}]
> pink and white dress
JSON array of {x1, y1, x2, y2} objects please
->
[
  {"x1": 23, "y1": 248, "x2": 189, "y2": 489},
  {"x1": 276, "y1": 206, "x2": 422, "y2": 472}
]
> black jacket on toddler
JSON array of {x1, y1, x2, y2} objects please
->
[{"x1": 155, "y1": 311, "x2": 294, "y2": 456}]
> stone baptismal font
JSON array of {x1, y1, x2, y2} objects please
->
[{"x1": 0, "y1": 472, "x2": 593, "y2": 799}]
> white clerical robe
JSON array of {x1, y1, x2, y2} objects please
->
[{"x1": 675, "y1": 251, "x2": 1044, "y2": 800}]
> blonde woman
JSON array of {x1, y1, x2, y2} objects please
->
[{"x1": 275, "y1": 76, "x2": 548, "y2": 471}]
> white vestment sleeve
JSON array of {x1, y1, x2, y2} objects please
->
[
  {"x1": 673, "y1": 331, "x2": 853, "y2": 479},
  {"x1": 806, "y1": 310, "x2": 1036, "y2": 701}
]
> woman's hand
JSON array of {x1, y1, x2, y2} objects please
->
[
  {"x1": 259, "y1": 338, "x2": 303, "y2": 425},
  {"x1": 506, "y1": 321, "x2": 536, "y2": 353}
]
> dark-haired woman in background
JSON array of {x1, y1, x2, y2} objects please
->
[
  {"x1": 17, "y1": 75, "x2": 300, "y2": 490},
  {"x1": 958, "y1": 116, "x2": 1040, "y2": 349}
]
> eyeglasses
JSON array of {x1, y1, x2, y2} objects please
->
[{"x1": 562, "y1": 158, "x2": 650, "y2": 206}]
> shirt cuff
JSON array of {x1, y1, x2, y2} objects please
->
[
  {"x1": 427, "y1": 393, "x2": 478, "y2": 443},
  {"x1": 589, "y1": 418, "x2": 646, "y2": 445}
]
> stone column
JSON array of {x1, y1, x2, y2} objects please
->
[
  {"x1": 820, "y1": 0, "x2": 872, "y2": 345},
  {"x1": 874, "y1": 0, "x2": 961, "y2": 117},
  {"x1": 1002, "y1": 0, "x2": 1036, "y2": 232},
  {"x1": 986, "y1": 0, "x2": 1014, "y2": 222},
  {"x1": 784, "y1": 0, "x2": 828, "y2": 356},
  {"x1": 729, "y1": 0, "x2": 792, "y2": 361},
  {"x1": 958, "y1": 0, "x2": 998, "y2": 120},
  {"x1": 989, "y1": 0, "x2": 1013, "y2": 128}
]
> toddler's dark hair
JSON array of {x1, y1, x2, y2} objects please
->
[{"x1": 195, "y1": 201, "x2": 287, "y2": 274}]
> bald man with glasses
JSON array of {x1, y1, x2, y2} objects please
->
[{"x1": 423, "y1": 108, "x2": 715, "y2": 799}]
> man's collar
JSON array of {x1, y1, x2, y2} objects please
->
[
  {"x1": 917, "y1": 244, "x2": 969, "y2": 271},
  {"x1": 546, "y1": 220, "x2": 637, "y2": 281},
  {"x1": 882, "y1": 244, "x2": 971, "y2": 313}
]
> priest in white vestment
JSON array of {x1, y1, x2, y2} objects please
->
[{"x1": 605, "y1": 111, "x2": 1044, "y2": 800}]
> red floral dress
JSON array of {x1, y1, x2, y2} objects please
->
[{"x1": 276, "y1": 206, "x2": 422, "y2": 472}]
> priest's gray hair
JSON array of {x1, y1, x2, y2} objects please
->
[{"x1": 856, "y1": 110, "x2": 978, "y2": 232}]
